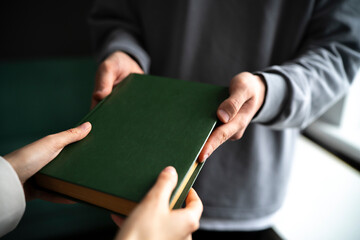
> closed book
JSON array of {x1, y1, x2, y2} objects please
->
[{"x1": 35, "y1": 73, "x2": 228, "y2": 216}]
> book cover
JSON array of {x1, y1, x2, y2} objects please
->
[{"x1": 35, "y1": 73, "x2": 228, "y2": 216}]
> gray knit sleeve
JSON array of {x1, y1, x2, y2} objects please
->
[
  {"x1": 253, "y1": 0, "x2": 360, "y2": 130},
  {"x1": 88, "y1": 0, "x2": 150, "y2": 72}
]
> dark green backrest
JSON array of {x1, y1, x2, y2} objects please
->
[{"x1": 0, "y1": 58, "x2": 117, "y2": 240}]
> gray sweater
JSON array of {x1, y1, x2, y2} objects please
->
[{"x1": 89, "y1": 0, "x2": 360, "y2": 227}]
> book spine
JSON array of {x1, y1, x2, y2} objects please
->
[{"x1": 172, "y1": 163, "x2": 205, "y2": 209}]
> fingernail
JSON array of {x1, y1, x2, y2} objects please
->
[
  {"x1": 164, "y1": 166, "x2": 176, "y2": 175},
  {"x1": 79, "y1": 122, "x2": 91, "y2": 131},
  {"x1": 218, "y1": 109, "x2": 230, "y2": 122}
]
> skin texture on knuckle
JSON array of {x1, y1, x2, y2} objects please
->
[
  {"x1": 205, "y1": 128, "x2": 227, "y2": 156},
  {"x1": 220, "y1": 130, "x2": 229, "y2": 144},
  {"x1": 231, "y1": 72, "x2": 253, "y2": 92},
  {"x1": 217, "y1": 128, "x2": 230, "y2": 147},
  {"x1": 66, "y1": 128, "x2": 81, "y2": 136},
  {"x1": 60, "y1": 128, "x2": 83, "y2": 146},
  {"x1": 226, "y1": 98, "x2": 241, "y2": 116},
  {"x1": 100, "y1": 59, "x2": 115, "y2": 73}
]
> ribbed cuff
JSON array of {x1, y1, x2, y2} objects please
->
[
  {"x1": 96, "y1": 29, "x2": 151, "y2": 73},
  {"x1": 252, "y1": 71, "x2": 288, "y2": 123}
]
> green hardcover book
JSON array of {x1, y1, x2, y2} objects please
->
[{"x1": 35, "y1": 73, "x2": 228, "y2": 216}]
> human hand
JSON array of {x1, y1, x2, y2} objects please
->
[
  {"x1": 4, "y1": 122, "x2": 92, "y2": 202},
  {"x1": 111, "y1": 166, "x2": 203, "y2": 240},
  {"x1": 198, "y1": 72, "x2": 266, "y2": 162},
  {"x1": 91, "y1": 51, "x2": 144, "y2": 108}
]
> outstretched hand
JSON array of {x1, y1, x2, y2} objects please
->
[
  {"x1": 198, "y1": 72, "x2": 266, "y2": 162},
  {"x1": 4, "y1": 122, "x2": 92, "y2": 202},
  {"x1": 91, "y1": 51, "x2": 144, "y2": 109},
  {"x1": 112, "y1": 167, "x2": 203, "y2": 240}
]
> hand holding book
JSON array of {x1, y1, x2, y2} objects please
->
[
  {"x1": 35, "y1": 73, "x2": 228, "y2": 215},
  {"x1": 3, "y1": 123, "x2": 203, "y2": 239},
  {"x1": 92, "y1": 52, "x2": 265, "y2": 166},
  {"x1": 198, "y1": 72, "x2": 266, "y2": 162},
  {"x1": 112, "y1": 166, "x2": 203, "y2": 240},
  {"x1": 4, "y1": 122, "x2": 91, "y2": 203},
  {"x1": 91, "y1": 51, "x2": 143, "y2": 109}
]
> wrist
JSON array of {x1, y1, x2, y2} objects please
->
[
  {"x1": 251, "y1": 71, "x2": 288, "y2": 123},
  {"x1": 3, "y1": 153, "x2": 22, "y2": 183},
  {"x1": 109, "y1": 51, "x2": 144, "y2": 74},
  {"x1": 116, "y1": 51, "x2": 144, "y2": 73},
  {"x1": 252, "y1": 73, "x2": 267, "y2": 118}
]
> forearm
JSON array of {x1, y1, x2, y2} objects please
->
[{"x1": 253, "y1": 0, "x2": 360, "y2": 129}]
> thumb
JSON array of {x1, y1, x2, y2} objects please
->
[
  {"x1": 50, "y1": 122, "x2": 92, "y2": 152},
  {"x1": 4, "y1": 122, "x2": 92, "y2": 183},
  {"x1": 30, "y1": 122, "x2": 92, "y2": 176},
  {"x1": 92, "y1": 69, "x2": 113, "y2": 102},
  {"x1": 91, "y1": 61, "x2": 117, "y2": 109},
  {"x1": 143, "y1": 166, "x2": 178, "y2": 206},
  {"x1": 217, "y1": 72, "x2": 253, "y2": 123}
]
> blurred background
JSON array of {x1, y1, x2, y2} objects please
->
[
  {"x1": 0, "y1": 0, "x2": 93, "y2": 60},
  {"x1": 0, "y1": 1, "x2": 359, "y2": 240}
]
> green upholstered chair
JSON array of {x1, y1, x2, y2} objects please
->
[{"x1": 0, "y1": 58, "x2": 117, "y2": 240}]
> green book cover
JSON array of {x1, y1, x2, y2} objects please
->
[{"x1": 35, "y1": 73, "x2": 228, "y2": 215}]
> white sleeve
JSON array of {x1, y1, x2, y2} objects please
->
[{"x1": 0, "y1": 156, "x2": 26, "y2": 237}]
